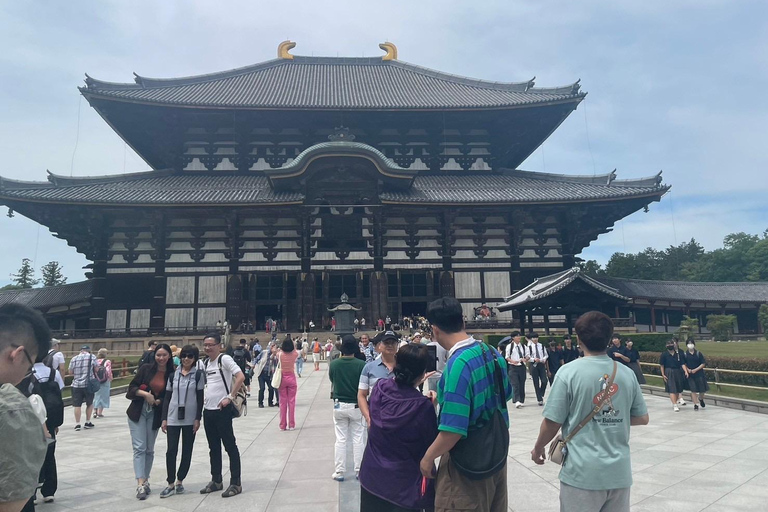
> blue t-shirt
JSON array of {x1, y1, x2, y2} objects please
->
[{"x1": 543, "y1": 355, "x2": 648, "y2": 491}]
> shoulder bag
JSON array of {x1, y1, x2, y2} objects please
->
[
  {"x1": 217, "y1": 356, "x2": 247, "y2": 418},
  {"x1": 548, "y1": 361, "x2": 617, "y2": 465},
  {"x1": 449, "y1": 343, "x2": 510, "y2": 480},
  {"x1": 271, "y1": 353, "x2": 283, "y2": 389}
]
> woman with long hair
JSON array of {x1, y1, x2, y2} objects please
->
[
  {"x1": 359, "y1": 343, "x2": 438, "y2": 512},
  {"x1": 160, "y1": 345, "x2": 205, "y2": 498},
  {"x1": 277, "y1": 335, "x2": 299, "y2": 431},
  {"x1": 126, "y1": 343, "x2": 174, "y2": 500},
  {"x1": 683, "y1": 340, "x2": 709, "y2": 410},
  {"x1": 93, "y1": 348, "x2": 113, "y2": 418},
  {"x1": 624, "y1": 340, "x2": 646, "y2": 384}
]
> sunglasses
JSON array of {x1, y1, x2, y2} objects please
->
[{"x1": 181, "y1": 354, "x2": 195, "y2": 359}]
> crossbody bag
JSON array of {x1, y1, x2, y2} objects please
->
[{"x1": 548, "y1": 361, "x2": 617, "y2": 465}]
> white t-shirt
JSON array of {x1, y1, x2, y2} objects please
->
[
  {"x1": 203, "y1": 354, "x2": 242, "y2": 410},
  {"x1": 32, "y1": 363, "x2": 65, "y2": 389},
  {"x1": 48, "y1": 350, "x2": 65, "y2": 371}
]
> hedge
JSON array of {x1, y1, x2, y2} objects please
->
[
  {"x1": 640, "y1": 352, "x2": 768, "y2": 387},
  {"x1": 483, "y1": 332, "x2": 673, "y2": 352}
]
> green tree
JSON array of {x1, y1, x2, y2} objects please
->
[
  {"x1": 706, "y1": 314, "x2": 737, "y2": 342},
  {"x1": 678, "y1": 315, "x2": 699, "y2": 343},
  {"x1": 0, "y1": 283, "x2": 24, "y2": 291},
  {"x1": 10, "y1": 258, "x2": 39, "y2": 289},
  {"x1": 577, "y1": 259, "x2": 604, "y2": 276},
  {"x1": 40, "y1": 261, "x2": 67, "y2": 287},
  {"x1": 758, "y1": 304, "x2": 768, "y2": 337}
]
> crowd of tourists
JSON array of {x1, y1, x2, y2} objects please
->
[{"x1": 0, "y1": 296, "x2": 719, "y2": 512}]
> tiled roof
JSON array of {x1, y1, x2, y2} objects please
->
[
  {"x1": 0, "y1": 168, "x2": 667, "y2": 206},
  {"x1": 497, "y1": 268, "x2": 628, "y2": 311},
  {"x1": 81, "y1": 56, "x2": 585, "y2": 110},
  {"x1": 0, "y1": 281, "x2": 92, "y2": 310},
  {"x1": 597, "y1": 277, "x2": 768, "y2": 304}
]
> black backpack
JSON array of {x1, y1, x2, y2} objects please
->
[
  {"x1": 232, "y1": 348, "x2": 248, "y2": 372},
  {"x1": 41, "y1": 350, "x2": 60, "y2": 367},
  {"x1": 32, "y1": 362, "x2": 65, "y2": 429}
]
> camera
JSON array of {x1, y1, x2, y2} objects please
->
[{"x1": 178, "y1": 406, "x2": 186, "y2": 421}]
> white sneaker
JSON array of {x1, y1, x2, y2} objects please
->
[
  {"x1": 515, "y1": 402, "x2": 522, "y2": 409},
  {"x1": 677, "y1": 398, "x2": 686, "y2": 405},
  {"x1": 674, "y1": 405, "x2": 680, "y2": 412},
  {"x1": 331, "y1": 472, "x2": 344, "y2": 482}
]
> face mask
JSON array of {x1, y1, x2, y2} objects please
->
[{"x1": 687, "y1": 344, "x2": 695, "y2": 350}]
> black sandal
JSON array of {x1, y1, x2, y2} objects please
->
[{"x1": 199, "y1": 481, "x2": 223, "y2": 494}]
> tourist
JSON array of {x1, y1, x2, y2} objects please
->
[
  {"x1": 354, "y1": 317, "x2": 360, "y2": 332},
  {"x1": 683, "y1": 340, "x2": 709, "y2": 410},
  {"x1": 526, "y1": 333, "x2": 549, "y2": 405},
  {"x1": 160, "y1": 344, "x2": 204, "y2": 498},
  {"x1": 360, "y1": 334, "x2": 375, "y2": 363},
  {"x1": 328, "y1": 335, "x2": 367, "y2": 481},
  {"x1": 378, "y1": 318, "x2": 385, "y2": 331},
  {"x1": 255, "y1": 344, "x2": 276, "y2": 408},
  {"x1": 308, "y1": 320, "x2": 315, "y2": 332},
  {"x1": 531, "y1": 311, "x2": 650, "y2": 512},
  {"x1": 506, "y1": 331, "x2": 528, "y2": 408},
  {"x1": 331, "y1": 316, "x2": 337, "y2": 332},
  {"x1": 232, "y1": 338, "x2": 252, "y2": 397},
  {"x1": 68, "y1": 345, "x2": 98, "y2": 430},
  {"x1": 607, "y1": 335, "x2": 630, "y2": 366},
  {"x1": 0, "y1": 304, "x2": 52, "y2": 512},
  {"x1": 330, "y1": 339, "x2": 342, "y2": 361},
  {"x1": 325, "y1": 338, "x2": 333, "y2": 360},
  {"x1": 277, "y1": 335, "x2": 299, "y2": 431},
  {"x1": 411, "y1": 331, "x2": 424, "y2": 344},
  {"x1": 170, "y1": 345, "x2": 181, "y2": 367},
  {"x1": 26, "y1": 342, "x2": 65, "y2": 506},
  {"x1": 361, "y1": 317, "x2": 366, "y2": 330},
  {"x1": 660, "y1": 340, "x2": 689, "y2": 412},
  {"x1": 547, "y1": 340, "x2": 563, "y2": 384},
  {"x1": 93, "y1": 348, "x2": 113, "y2": 418},
  {"x1": 311, "y1": 337, "x2": 322, "y2": 370},
  {"x1": 358, "y1": 331, "x2": 398, "y2": 426},
  {"x1": 672, "y1": 339, "x2": 688, "y2": 405},
  {"x1": 420, "y1": 297, "x2": 512, "y2": 512},
  {"x1": 295, "y1": 336, "x2": 305, "y2": 377},
  {"x1": 42, "y1": 338, "x2": 65, "y2": 378},
  {"x1": 200, "y1": 333, "x2": 245, "y2": 497},
  {"x1": 359, "y1": 343, "x2": 438, "y2": 510},
  {"x1": 138, "y1": 340, "x2": 158, "y2": 368},
  {"x1": 385, "y1": 315, "x2": 392, "y2": 331},
  {"x1": 625, "y1": 340, "x2": 646, "y2": 384},
  {"x1": 126, "y1": 343, "x2": 173, "y2": 500},
  {"x1": 561, "y1": 335, "x2": 580, "y2": 364}
]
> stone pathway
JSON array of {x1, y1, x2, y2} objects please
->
[{"x1": 42, "y1": 366, "x2": 768, "y2": 511}]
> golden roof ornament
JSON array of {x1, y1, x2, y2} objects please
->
[
  {"x1": 278, "y1": 40, "x2": 296, "y2": 60},
  {"x1": 379, "y1": 42, "x2": 397, "y2": 61}
]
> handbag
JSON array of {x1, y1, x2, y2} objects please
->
[
  {"x1": 217, "y1": 357, "x2": 247, "y2": 418},
  {"x1": 548, "y1": 361, "x2": 618, "y2": 466},
  {"x1": 85, "y1": 355, "x2": 101, "y2": 394},
  {"x1": 271, "y1": 354, "x2": 282, "y2": 389},
  {"x1": 448, "y1": 343, "x2": 510, "y2": 480}
]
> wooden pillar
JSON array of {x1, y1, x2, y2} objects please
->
[
  {"x1": 565, "y1": 313, "x2": 573, "y2": 336},
  {"x1": 150, "y1": 213, "x2": 167, "y2": 332},
  {"x1": 527, "y1": 312, "x2": 534, "y2": 334},
  {"x1": 439, "y1": 271, "x2": 455, "y2": 298},
  {"x1": 720, "y1": 303, "x2": 727, "y2": 315},
  {"x1": 519, "y1": 309, "x2": 526, "y2": 334},
  {"x1": 757, "y1": 306, "x2": 764, "y2": 335},
  {"x1": 298, "y1": 272, "x2": 316, "y2": 331},
  {"x1": 663, "y1": 309, "x2": 669, "y2": 333},
  {"x1": 543, "y1": 312, "x2": 551, "y2": 335},
  {"x1": 650, "y1": 301, "x2": 657, "y2": 332},
  {"x1": 372, "y1": 212, "x2": 384, "y2": 272},
  {"x1": 614, "y1": 305, "x2": 620, "y2": 318},
  {"x1": 226, "y1": 274, "x2": 243, "y2": 327}
]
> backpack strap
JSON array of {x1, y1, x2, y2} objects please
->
[{"x1": 217, "y1": 356, "x2": 230, "y2": 396}]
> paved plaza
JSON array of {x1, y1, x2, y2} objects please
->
[{"x1": 42, "y1": 365, "x2": 768, "y2": 512}]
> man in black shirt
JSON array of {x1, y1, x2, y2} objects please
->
[
  {"x1": 561, "y1": 335, "x2": 580, "y2": 364},
  {"x1": 232, "y1": 339, "x2": 253, "y2": 397},
  {"x1": 546, "y1": 341, "x2": 563, "y2": 384}
]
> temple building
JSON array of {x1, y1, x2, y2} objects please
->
[{"x1": 0, "y1": 41, "x2": 670, "y2": 333}]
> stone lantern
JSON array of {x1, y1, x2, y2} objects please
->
[{"x1": 328, "y1": 292, "x2": 360, "y2": 338}]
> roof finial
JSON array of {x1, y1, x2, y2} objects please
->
[
  {"x1": 379, "y1": 41, "x2": 397, "y2": 61},
  {"x1": 278, "y1": 40, "x2": 296, "y2": 60}
]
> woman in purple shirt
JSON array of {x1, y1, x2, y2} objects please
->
[{"x1": 359, "y1": 343, "x2": 438, "y2": 512}]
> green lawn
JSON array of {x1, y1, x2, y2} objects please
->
[
  {"x1": 645, "y1": 375, "x2": 768, "y2": 403},
  {"x1": 693, "y1": 340, "x2": 768, "y2": 359}
]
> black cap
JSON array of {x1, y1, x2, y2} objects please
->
[{"x1": 373, "y1": 330, "x2": 400, "y2": 344}]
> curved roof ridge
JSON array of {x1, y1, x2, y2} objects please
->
[
  {"x1": 600, "y1": 276, "x2": 768, "y2": 286},
  {"x1": 505, "y1": 168, "x2": 667, "y2": 188},
  {"x1": 45, "y1": 168, "x2": 176, "y2": 187},
  {"x1": 279, "y1": 140, "x2": 409, "y2": 172},
  {"x1": 82, "y1": 56, "x2": 584, "y2": 96},
  {"x1": 0, "y1": 175, "x2": 55, "y2": 190}
]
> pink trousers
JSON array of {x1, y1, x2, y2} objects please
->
[{"x1": 279, "y1": 372, "x2": 297, "y2": 430}]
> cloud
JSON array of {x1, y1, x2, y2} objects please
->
[{"x1": 1, "y1": 0, "x2": 767, "y2": 284}]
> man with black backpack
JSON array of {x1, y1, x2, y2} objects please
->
[
  {"x1": 232, "y1": 339, "x2": 252, "y2": 397},
  {"x1": 420, "y1": 298, "x2": 513, "y2": 512},
  {"x1": 26, "y1": 350, "x2": 65, "y2": 504}
]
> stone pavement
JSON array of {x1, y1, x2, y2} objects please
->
[{"x1": 42, "y1": 366, "x2": 768, "y2": 512}]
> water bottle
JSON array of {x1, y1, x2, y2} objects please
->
[{"x1": 334, "y1": 398, "x2": 340, "y2": 410}]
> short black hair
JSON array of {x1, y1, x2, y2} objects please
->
[
  {"x1": 510, "y1": 331, "x2": 520, "y2": 337},
  {"x1": 0, "y1": 303, "x2": 52, "y2": 361},
  {"x1": 393, "y1": 343, "x2": 430, "y2": 386},
  {"x1": 529, "y1": 332, "x2": 539, "y2": 339},
  {"x1": 281, "y1": 335, "x2": 294, "y2": 353},
  {"x1": 574, "y1": 311, "x2": 614, "y2": 353},
  {"x1": 239, "y1": 338, "x2": 247, "y2": 344},
  {"x1": 341, "y1": 335, "x2": 358, "y2": 355},
  {"x1": 563, "y1": 335, "x2": 572, "y2": 341},
  {"x1": 204, "y1": 333, "x2": 221, "y2": 344},
  {"x1": 148, "y1": 340, "x2": 157, "y2": 348},
  {"x1": 425, "y1": 297, "x2": 464, "y2": 334}
]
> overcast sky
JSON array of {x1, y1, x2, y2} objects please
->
[{"x1": 1, "y1": 0, "x2": 766, "y2": 286}]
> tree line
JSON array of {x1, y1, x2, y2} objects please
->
[
  {"x1": 580, "y1": 230, "x2": 768, "y2": 282},
  {"x1": 1, "y1": 258, "x2": 67, "y2": 291}
]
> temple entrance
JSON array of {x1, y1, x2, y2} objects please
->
[
  {"x1": 401, "y1": 301, "x2": 427, "y2": 319},
  {"x1": 255, "y1": 304, "x2": 282, "y2": 331}
]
